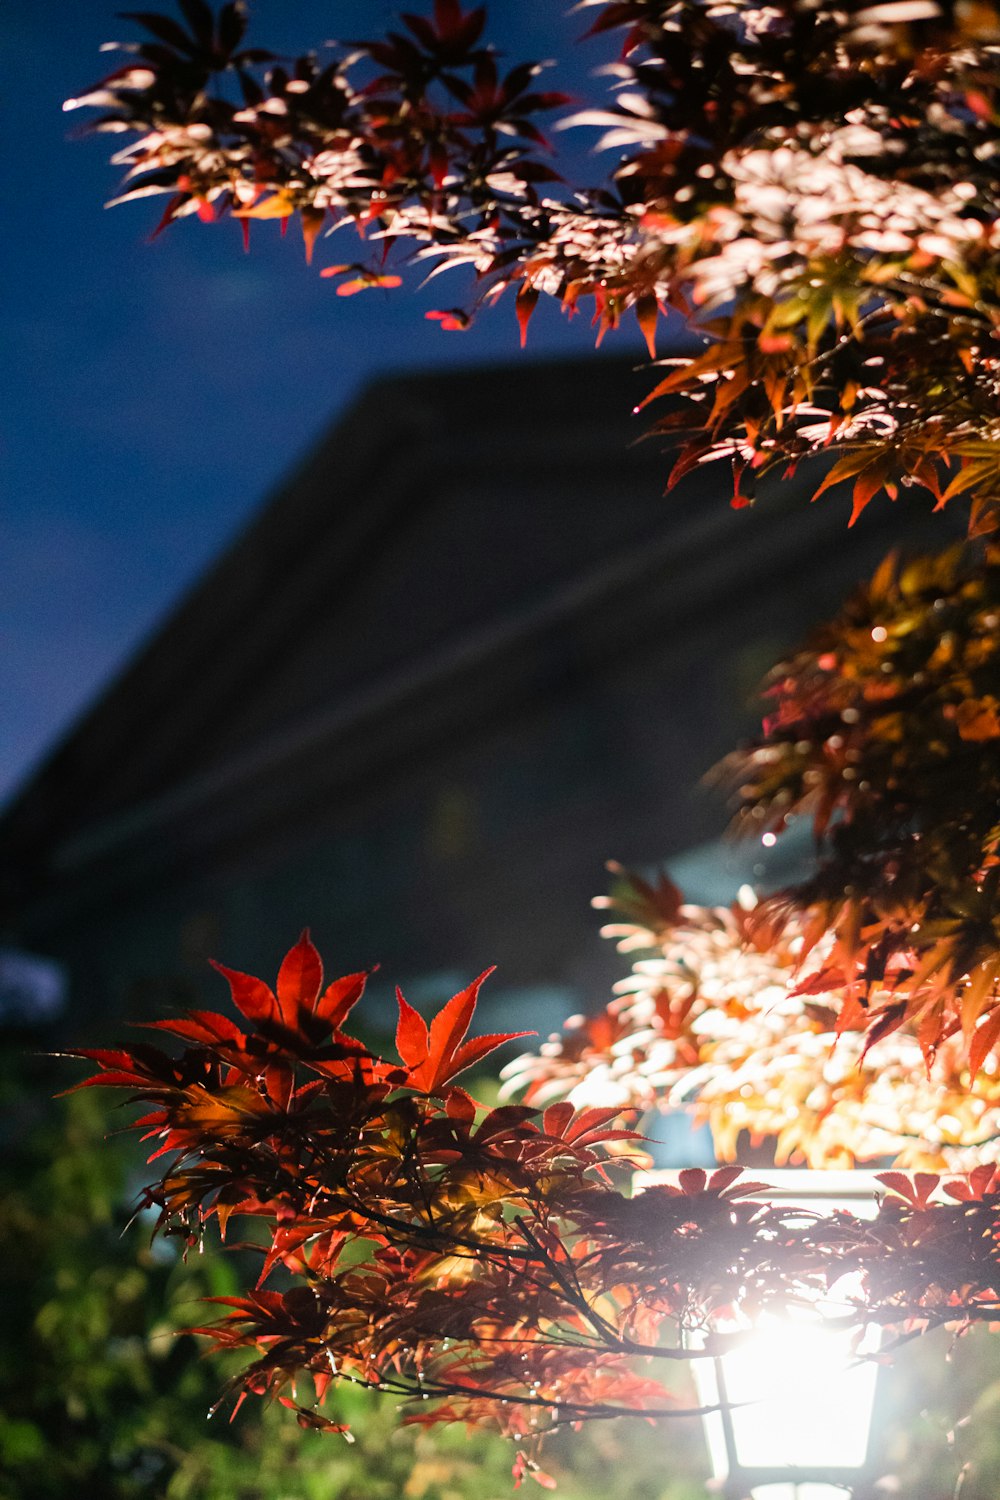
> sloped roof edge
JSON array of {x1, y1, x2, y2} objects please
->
[{"x1": 0, "y1": 354, "x2": 652, "y2": 867}]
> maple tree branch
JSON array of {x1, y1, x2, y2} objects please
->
[{"x1": 339, "y1": 1368, "x2": 723, "y2": 1425}]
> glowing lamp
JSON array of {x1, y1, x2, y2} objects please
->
[{"x1": 643, "y1": 1170, "x2": 884, "y2": 1500}]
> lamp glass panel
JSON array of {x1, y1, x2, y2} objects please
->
[
  {"x1": 642, "y1": 1171, "x2": 886, "y2": 1490},
  {"x1": 712, "y1": 1311, "x2": 877, "y2": 1469}
]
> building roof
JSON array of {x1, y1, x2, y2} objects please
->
[
  {"x1": 1, "y1": 357, "x2": 664, "y2": 918},
  {"x1": 0, "y1": 353, "x2": 957, "y2": 1003}
]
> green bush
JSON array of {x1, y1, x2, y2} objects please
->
[{"x1": 0, "y1": 1044, "x2": 710, "y2": 1500}]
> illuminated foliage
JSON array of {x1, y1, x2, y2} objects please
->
[
  {"x1": 71, "y1": 935, "x2": 1000, "y2": 1474},
  {"x1": 724, "y1": 543, "x2": 1000, "y2": 1071},
  {"x1": 506, "y1": 542, "x2": 1000, "y2": 1151},
  {"x1": 70, "y1": 0, "x2": 1000, "y2": 521},
  {"x1": 503, "y1": 866, "x2": 1000, "y2": 1170}
]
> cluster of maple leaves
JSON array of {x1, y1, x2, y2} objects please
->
[
  {"x1": 504, "y1": 541, "x2": 1000, "y2": 1139},
  {"x1": 724, "y1": 543, "x2": 1000, "y2": 1073},
  {"x1": 70, "y1": 0, "x2": 1000, "y2": 520},
  {"x1": 73, "y1": 934, "x2": 1000, "y2": 1471},
  {"x1": 66, "y1": 0, "x2": 568, "y2": 292},
  {"x1": 502, "y1": 865, "x2": 1000, "y2": 1171},
  {"x1": 67, "y1": 0, "x2": 1000, "y2": 1472}
]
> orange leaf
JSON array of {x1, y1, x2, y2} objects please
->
[
  {"x1": 515, "y1": 286, "x2": 538, "y2": 347},
  {"x1": 956, "y1": 697, "x2": 1000, "y2": 742},
  {"x1": 446, "y1": 1086, "x2": 478, "y2": 1123},
  {"x1": 635, "y1": 294, "x2": 659, "y2": 358},
  {"x1": 395, "y1": 988, "x2": 429, "y2": 1071},
  {"x1": 425, "y1": 307, "x2": 471, "y2": 331},
  {"x1": 210, "y1": 959, "x2": 278, "y2": 1026},
  {"x1": 300, "y1": 207, "x2": 325, "y2": 265},
  {"x1": 876, "y1": 1171, "x2": 939, "y2": 1209},
  {"x1": 812, "y1": 449, "x2": 885, "y2": 504},
  {"x1": 543, "y1": 1101, "x2": 576, "y2": 1137},
  {"x1": 405, "y1": 970, "x2": 531, "y2": 1092},
  {"x1": 234, "y1": 190, "x2": 295, "y2": 220},
  {"x1": 276, "y1": 930, "x2": 323, "y2": 1025},
  {"x1": 970, "y1": 1008, "x2": 1000, "y2": 1078},
  {"x1": 138, "y1": 1010, "x2": 245, "y2": 1046},
  {"x1": 860, "y1": 1001, "x2": 908, "y2": 1060},
  {"x1": 960, "y1": 959, "x2": 998, "y2": 1040},
  {"x1": 336, "y1": 273, "x2": 403, "y2": 296},
  {"x1": 426, "y1": 973, "x2": 487, "y2": 1077},
  {"x1": 849, "y1": 456, "x2": 892, "y2": 527},
  {"x1": 315, "y1": 969, "x2": 370, "y2": 1028}
]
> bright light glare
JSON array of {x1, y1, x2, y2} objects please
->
[
  {"x1": 642, "y1": 1171, "x2": 884, "y2": 1498},
  {"x1": 695, "y1": 1306, "x2": 878, "y2": 1490}
]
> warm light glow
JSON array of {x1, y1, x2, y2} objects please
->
[
  {"x1": 694, "y1": 1306, "x2": 879, "y2": 1493},
  {"x1": 503, "y1": 883, "x2": 1000, "y2": 1171},
  {"x1": 641, "y1": 1171, "x2": 884, "y2": 1498}
]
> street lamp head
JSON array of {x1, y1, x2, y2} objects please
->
[
  {"x1": 641, "y1": 1170, "x2": 887, "y2": 1500},
  {"x1": 695, "y1": 1306, "x2": 879, "y2": 1498}
]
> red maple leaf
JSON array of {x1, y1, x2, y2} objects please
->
[{"x1": 395, "y1": 970, "x2": 532, "y2": 1092}]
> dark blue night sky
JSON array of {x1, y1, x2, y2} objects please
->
[{"x1": 2, "y1": 1, "x2": 647, "y2": 806}]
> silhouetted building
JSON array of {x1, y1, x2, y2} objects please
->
[{"x1": 0, "y1": 356, "x2": 953, "y2": 1038}]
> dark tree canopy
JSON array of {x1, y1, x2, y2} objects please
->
[{"x1": 70, "y1": 0, "x2": 1000, "y2": 518}]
